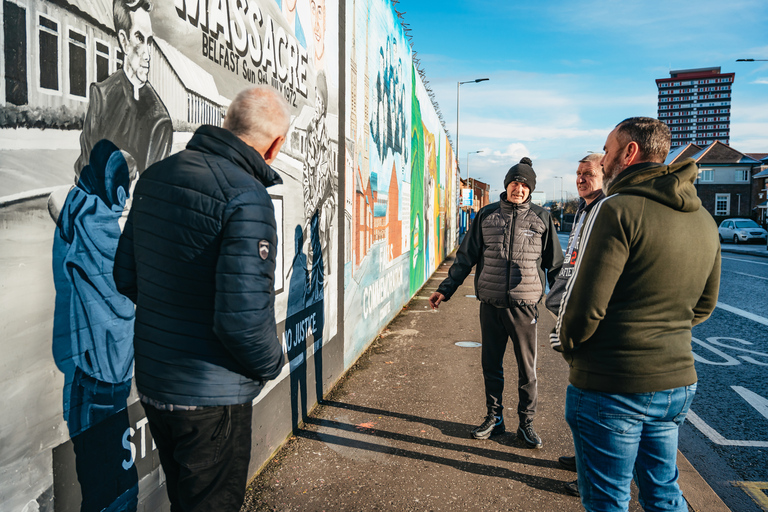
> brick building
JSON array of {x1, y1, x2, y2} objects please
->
[
  {"x1": 656, "y1": 67, "x2": 734, "y2": 148},
  {"x1": 666, "y1": 141, "x2": 762, "y2": 223}
]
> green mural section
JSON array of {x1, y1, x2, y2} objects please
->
[{"x1": 409, "y1": 69, "x2": 426, "y2": 295}]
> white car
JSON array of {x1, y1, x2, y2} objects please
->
[{"x1": 718, "y1": 218, "x2": 768, "y2": 244}]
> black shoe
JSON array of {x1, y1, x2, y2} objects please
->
[
  {"x1": 517, "y1": 421, "x2": 543, "y2": 448},
  {"x1": 559, "y1": 455, "x2": 577, "y2": 472},
  {"x1": 564, "y1": 480, "x2": 580, "y2": 497},
  {"x1": 471, "y1": 414, "x2": 505, "y2": 439}
]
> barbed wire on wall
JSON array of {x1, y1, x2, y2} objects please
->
[{"x1": 391, "y1": 1, "x2": 452, "y2": 147}]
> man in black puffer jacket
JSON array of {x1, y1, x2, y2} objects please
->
[
  {"x1": 429, "y1": 158, "x2": 562, "y2": 448},
  {"x1": 114, "y1": 86, "x2": 289, "y2": 511}
]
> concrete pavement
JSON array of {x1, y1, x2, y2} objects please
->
[
  {"x1": 242, "y1": 255, "x2": 729, "y2": 511},
  {"x1": 719, "y1": 241, "x2": 768, "y2": 259}
]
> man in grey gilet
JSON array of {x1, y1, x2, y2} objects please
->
[{"x1": 429, "y1": 157, "x2": 562, "y2": 448}]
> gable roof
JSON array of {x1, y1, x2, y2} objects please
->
[
  {"x1": 66, "y1": 0, "x2": 113, "y2": 33},
  {"x1": 693, "y1": 141, "x2": 761, "y2": 165},
  {"x1": 153, "y1": 37, "x2": 229, "y2": 107},
  {"x1": 745, "y1": 153, "x2": 768, "y2": 162},
  {"x1": 665, "y1": 143, "x2": 702, "y2": 165}
]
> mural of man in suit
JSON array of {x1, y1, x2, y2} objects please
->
[{"x1": 74, "y1": 0, "x2": 172, "y2": 182}]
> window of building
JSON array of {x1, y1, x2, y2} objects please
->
[
  {"x1": 68, "y1": 29, "x2": 87, "y2": 97},
  {"x1": 699, "y1": 169, "x2": 714, "y2": 182},
  {"x1": 735, "y1": 169, "x2": 749, "y2": 182},
  {"x1": 115, "y1": 48, "x2": 124, "y2": 69},
  {"x1": 715, "y1": 194, "x2": 730, "y2": 216},
  {"x1": 95, "y1": 40, "x2": 110, "y2": 82},
  {"x1": 38, "y1": 14, "x2": 59, "y2": 91}
]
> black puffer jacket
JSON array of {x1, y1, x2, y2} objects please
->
[
  {"x1": 437, "y1": 193, "x2": 563, "y2": 308},
  {"x1": 114, "y1": 125, "x2": 285, "y2": 406}
]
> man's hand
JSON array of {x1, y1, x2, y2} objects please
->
[
  {"x1": 550, "y1": 330, "x2": 564, "y2": 352},
  {"x1": 428, "y1": 292, "x2": 445, "y2": 310}
]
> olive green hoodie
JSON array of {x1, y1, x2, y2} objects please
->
[{"x1": 556, "y1": 158, "x2": 721, "y2": 393}]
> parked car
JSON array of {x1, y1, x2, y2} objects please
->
[{"x1": 718, "y1": 218, "x2": 768, "y2": 244}]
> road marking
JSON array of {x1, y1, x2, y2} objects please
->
[
  {"x1": 716, "y1": 302, "x2": 768, "y2": 326},
  {"x1": 722, "y1": 255, "x2": 768, "y2": 267},
  {"x1": 733, "y1": 386, "x2": 768, "y2": 421},
  {"x1": 727, "y1": 270, "x2": 768, "y2": 281},
  {"x1": 687, "y1": 410, "x2": 768, "y2": 447},
  {"x1": 734, "y1": 481, "x2": 768, "y2": 510}
]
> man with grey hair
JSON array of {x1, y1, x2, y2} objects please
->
[
  {"x1": 114, "y1": 86, "x2": 290, "y2": 511},
  {"x1": 545, "y1": 152, "x2": 604, "y2": 497},
  {"x1": 555, "y1": 117, "x2": 720, "y2": 511}
]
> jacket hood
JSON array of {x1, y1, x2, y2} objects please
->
[
  {"x1": 608, "y1": 158, "x2": 701, "y2": 213},
  {"x1": 187, "y1": 125, "x2": 283, "y2": 187}
]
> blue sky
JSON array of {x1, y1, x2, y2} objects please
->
[{"x1": 394, "y1": 0, "x2": 768, "y2": 200}]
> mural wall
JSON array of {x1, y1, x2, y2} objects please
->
[
  {"x1": 0, "y1": 0, "x2": 454, "y2": 509},
  {"x1": 343, "y1": 0, "x2": 456, "y2": 367}
]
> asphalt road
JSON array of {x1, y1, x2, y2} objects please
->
[
  {"x1": 557, "y1": 231, "x2": 768, "y2": 512},
  {"x1": 683, "y1": 250, "x2": 768, "y2": 512}
]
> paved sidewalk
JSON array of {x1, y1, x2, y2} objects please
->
[
  {"x1": 719, "y1": 242, "x2": 768, "y2": 259},
  {"x1": 242, "y1": 255, "x2": 729, "y2": 511}
]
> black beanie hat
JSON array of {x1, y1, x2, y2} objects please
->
[{"x1": 503, "y1": 157, "x2": 536, "y2": 193}]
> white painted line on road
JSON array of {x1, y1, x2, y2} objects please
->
[
  {"x1": 722, "y1": 255, "x2": 768, "y2": 267},
  {"x1": 687, "y1": 410, "x2": 768, "y2": 447},
  {"x1": 728, "y1": 270, "x2": 768, "y2": 281},
  {"x1": 732, "y1": 386, "x2": 768, "y2": 421},
  {"x1": 716, "y1": 302, "x2": 768, "y2": 326}
]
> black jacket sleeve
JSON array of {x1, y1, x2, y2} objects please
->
[
  {"x1": 539, "y1": 209, "x2": 564, "y2": 289},
  {"x1": 113, "y1": 209, "x2": 138, "y2": 303},
  {"x1": 213, "y1": 191, "x2": 285, "y2": 383},
  {"x1": 436, "y1": 210, "x2": 483, "y2": 300}
]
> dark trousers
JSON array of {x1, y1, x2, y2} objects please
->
[
  {"x1": 479, "y1": 303, "x2": 538, "y2": 423},
  {"x1": 142, "y1": 402, "x2": 253, "y2": 512}
]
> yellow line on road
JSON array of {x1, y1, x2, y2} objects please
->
[{"x1": 735, "y1": 481, "x2": 768, "y2": 511}]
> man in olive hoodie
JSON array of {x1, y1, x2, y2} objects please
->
[{"x1": 555, "y1": 117, "x2": 720, "y2": 511}]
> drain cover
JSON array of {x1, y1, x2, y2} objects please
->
[{"x1": 455, "y1": 341, "x2": 481, "y2": 348}]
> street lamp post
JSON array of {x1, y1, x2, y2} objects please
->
[
  {"x1": 466, "y1": 150, "x2": 483, "y2": 182},
  {"x1": 466, "y1": 150, "x2": 483, "y2": 211},
  {"x1": 456, "y1": 78, "x2": 489, "y2": 178}
]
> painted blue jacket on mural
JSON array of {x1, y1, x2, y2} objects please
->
[
  {"x1": 114, "y1": 125, "x2": 285, "y2": 407},
  {"x1": 59, "y1": 140, "x2": 136, "y2": 384}
]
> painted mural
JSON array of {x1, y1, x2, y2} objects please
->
[
  {"x1": 1, "y1": 0, "x2": 456, "y2": 508},
  {"x1": 1, "y1": 0, "x2": 338, "y2": 509},
  {"x1": 343, "y1": 0, "x2": 456, "y2": 367}
]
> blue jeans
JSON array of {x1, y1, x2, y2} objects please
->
[{"x1": 565, "y1": 383, "x2": 697, "y2": 512}]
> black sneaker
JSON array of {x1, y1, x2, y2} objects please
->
[
  {"x1": 558, "y1": 455, "x2": 577, "y2": 472},
  {"x1": 564, "y1": 480, "x2": 580, "y2": 497},
  {"x1": 517, "y1": 421, "x2": 543, "y2": 448},
  {"x1": 471, "y1": 414, "x2": 505, "y2": 439}
]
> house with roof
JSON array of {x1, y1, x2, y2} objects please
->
[
  {"x1": 666, "y1": 141, "x2": 762, "y2": 223},
  {"x1": 747, "y1": 153, "x2": 768, "y2": 227},
  {"x1": 1, "y1": 0, "x2": 228, "y2": 128}
]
